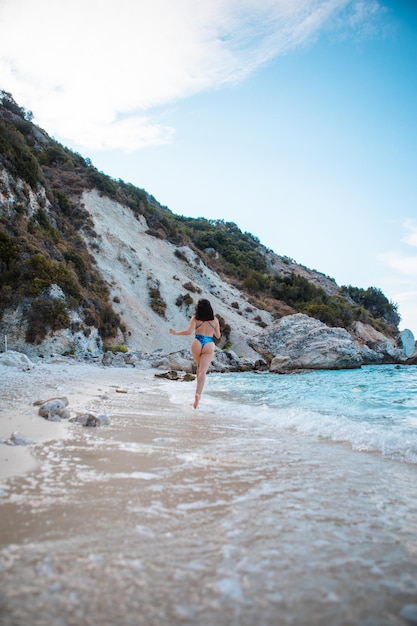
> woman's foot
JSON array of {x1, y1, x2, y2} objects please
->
[{"x1": 193, "y1": 393, "x2": 200, "y2": 409}]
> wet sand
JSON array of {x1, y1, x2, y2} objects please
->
[{"x1": 1, "y1": 360, "x2": 417, "y2": 626}]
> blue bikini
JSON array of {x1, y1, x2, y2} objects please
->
[
  {"x1": 195, "y1": 334, "x2": 215, "y2": 347},
  {"x1": 195, "y1": 321, "x2": 215, "y2": 348}
]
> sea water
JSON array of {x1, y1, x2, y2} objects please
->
[
  {"x1": 202, "y1": 364, "x2": 417, "y2": 465},
  {"x1": 1, "y1": 364, "x2": 417, "y2": 626}
]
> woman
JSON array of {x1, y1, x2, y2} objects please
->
[{"x1": 169, "y1": 298, "x2": 221, "y2": 408}]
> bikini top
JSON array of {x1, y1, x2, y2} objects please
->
[{"x1": 195, "y1": 320, "x2": 215, "y2": 333}]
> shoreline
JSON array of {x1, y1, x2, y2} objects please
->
[
  {"x1": 0, "y1": 358, "x2": 166, "y2": 480},
  {"x1": 2, "y1": 358, "x2": 417, "y2": 625},
  {"x1": 2, "y1": 355, "x2": 417, "y2": 481},
  {"x1": 2, "y1": 355, "x2": 417, "y2": 482}
]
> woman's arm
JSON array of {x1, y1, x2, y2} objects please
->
[{"x1": 169, "y1": 316, "x2": 196, "y2": 336}]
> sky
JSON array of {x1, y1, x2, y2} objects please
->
[{"x1": 1, "y1": 0, "x2": 416, "y2": 336}]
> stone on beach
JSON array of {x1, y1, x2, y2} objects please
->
[
  {"x1": 37, "y1": 397, "x2": 70, "y2": 421},
  {"x1": 70, "y1": 412, "x2": 111, "y2": 427},
  {"x1": 155, "y1": 370, "x2": 195, "y2": 381},
  {"x1": 37, "y1": 395, "x2": 111, "y2": 427},
  {"x1": 1, "y1": 431, "x2": 33, "y2": 446}
]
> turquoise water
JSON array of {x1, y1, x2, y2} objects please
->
[{"x1": 199, "y1": 365, "x2": 417, "y2": 465}]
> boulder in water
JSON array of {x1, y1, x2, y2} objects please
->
[
  {"x1": 250, "y1": 313, "x2": 363, "y2": 372},
  {"x1": 400, "y1": 329, "x2": 415, "y2": 358}
]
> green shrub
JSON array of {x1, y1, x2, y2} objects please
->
[
  {"x1": 53, "y1": 189, "x2": 73, "y2": 214},
  {"x1": 341, "y1": 285, "x2": 400, "y2": 327},
  {"x1": 33, "y1": 208, "x2": 60, "y2": 243},
  {"x1": 0, "y1": 230, "x2": 21, "y2": 270},
  {"x1": 244, "y1": 270, "x2": 269, "y2": 293},
  {"x1": 87, "y1": 168, "x2": 118, "y2": 197},
  {"x1": 105, "y1": 344, "x2": 129, "y2": 354},
  {"x1": 20, "y1": 254, "x2": 82, "y2": 301},
  {"x1": 63, "y1": 250, "x2": 87, "y2": 286},
  {"x1": 25, "y1": 299, "x2": 70, "y2": 343},
  {"x1": 39, "y1": 144, "x2": 72, "y2": 168},
  {"x1": 178, "y1": 218, "x2": 266, "y2": 278},
  {"x1": 0, "y1": 120, "x2": 41, "y2": 187},
  {"x1": 99, "y1": 303, "x2": 121, "y2": 338},
  {"x1": 14, "y1": 146, "x2": 41, "y2": 187},
  {"x1": 270, "y1": 272, "x2": 328, "y2": 309}
]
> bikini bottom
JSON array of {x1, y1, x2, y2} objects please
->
[{"x1": 195, "y1": 334, "x2": 214, "y2": 348}]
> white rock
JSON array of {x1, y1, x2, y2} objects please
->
[
  {"x1": 400, "y1": 329, "x2": 415, "y2": 358},
  {"x1": 270, "y1": 355, "x2": 292, "y2": 373},
  {"x1": 251, "y1": 314, "x2": 363, "y2": 371},
  {"x1": 0, "y1": 350, "x2": 35, "y2": 370}
]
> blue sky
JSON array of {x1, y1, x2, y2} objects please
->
[{"x1": 1, "y1": 0, "x2": 416, "y2": 336}]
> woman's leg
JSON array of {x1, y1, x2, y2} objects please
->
[{"x1": 191, "y1": 340, "x2": 214, "y2": 408}]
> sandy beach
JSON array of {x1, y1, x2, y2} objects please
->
[
  {"x1": 1, "y1": 357, "x2": 417, "y2": 626},
  {"x1": 0, "y1": 357, "x2": 166, "y2": 480}
]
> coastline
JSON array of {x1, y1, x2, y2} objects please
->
[
  {"x1": 0, "y1": 358, "x2": 165, "y2": 480},
  {"x1": 1, "y1": 358, "x2": 417, "y2": 625}
]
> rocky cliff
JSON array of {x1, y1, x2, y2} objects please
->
[
  {"x1": 0, "y1": 92, "x2": 415, "y2": 370},
  {"x1": 0, "y1": 175, "x2": 414, "y2": 370}
]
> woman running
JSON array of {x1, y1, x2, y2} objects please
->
[{"x1": 169, "y1": 298, "x2": 221, "y2": 408}]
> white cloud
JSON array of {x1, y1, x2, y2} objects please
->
[
  {"x1": 0, "y1": 0, "x2": 386, "y2": 149},
  {"x1": 402, "y1": 219, "x2": 417, "y2": 247},
  {"x1": 380, "y1": 252, "x2": 417, "y2": 277},
  {"x1": 379, "y1": 219, "x2": 417, "y2": 278}
]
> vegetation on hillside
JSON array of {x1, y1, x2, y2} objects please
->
[
  {"x1": 0, "y1": 90, "x2": 400, "y2": 342},
  {"x1": 0, "y1": 91, "x2": 122, "y2": 343}
]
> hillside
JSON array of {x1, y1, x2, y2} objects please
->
[{"x1": 0, "y1": 90, "x2": 402, "y2": 360}]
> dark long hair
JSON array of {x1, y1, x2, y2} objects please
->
[{"x1": 195, "y1": 298, "x2": 214, "y2": 321}]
